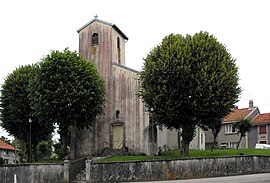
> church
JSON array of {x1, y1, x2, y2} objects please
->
[{"x1": 70, "y1": 17, "x2": 205, "y2": 158}]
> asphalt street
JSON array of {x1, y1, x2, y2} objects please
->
[{"x1": 126, "y1": 173, "x2": 270, "y2": 183}]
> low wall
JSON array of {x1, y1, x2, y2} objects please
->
[
  {"x1": 0, "y1": 163, "x2": 63, "y2": 183},
  {"x1": 90, "y1": 155, "x2": 270, "y2": 182},
  {"x1": 1, "y1": 156, "x2": 270, "y2": 182}
]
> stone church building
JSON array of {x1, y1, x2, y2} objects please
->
[{"x1": 70, "y1": 17, "x2": 205, "y2": 158}]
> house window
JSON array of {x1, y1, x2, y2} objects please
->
[
  {"x1": 228, "y1": 142, "x2": 238, "y2": 148},
  {"x1": 91, "y1": 33, "x2": 98, "y2": 45},
  {"x1": 4, "y1": 159, "x2": 8, "y2": 164},
  {"x1": 225, "y1": 124, "x2": 237, "y2": 134},
  {"x1": 201, "y1": 134, "x2": 203, "y2": 144},
  {"x1": 220, "y1": 143, "x2": 227, "y2": 148},
  {"x1": 259, "y1": 125, "x2": 266, "y2": 134}
]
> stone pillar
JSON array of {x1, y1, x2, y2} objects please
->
[
  {"x1": 63, "y1": 160, "x2": 70, "y2": 183},
  {"x1": 85, "y1": 159, "x2": 92, "y2": 183}
]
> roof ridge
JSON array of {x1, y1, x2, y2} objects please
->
[{"x1": 77, "y1": 18, "x2": 128, "y2": 40}]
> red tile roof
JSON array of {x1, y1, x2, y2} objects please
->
[
  {"x1": 252, "y1": 113, "x2": 270, "y2": 125},
  {"x1": 0, "y1": 140, "x2": 15, "y2": 151},
  {"x1": 223, "y1": 108, "x2": 253, "y2": 122}
]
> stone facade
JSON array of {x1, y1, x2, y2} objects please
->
[{"x1": 70, "y1": 18, "x2": 151, "y2": 157}]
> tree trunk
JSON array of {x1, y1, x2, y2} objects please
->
[
  {"x1": 211, "y1": 136, "x2": 217, "y2": 152},
  {"x1": 237, "y1": 135, "x2": 243, "y2": 149},
  {"x1": 180, "y1": 124, "x2": 195, "y2": 156},
  {"x1": 180, "y1": 139, "x2": 189, "y2": 156},
  {"x1": 211, "y1": 133, "x2": 218, "y2": 152},
  {"x1": 177, "y1": 129, "x2": 181, "y2": 149}
]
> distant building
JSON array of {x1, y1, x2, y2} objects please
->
[
  {"x1": 205, "y1": 100, "x2": 259, "y2": 149},
  {"x1": 0, "y1": 140, "x2": 18, "y2": 164},
  {"x1": 249, "y1": 113, "x2": 270, "y2": 147}
]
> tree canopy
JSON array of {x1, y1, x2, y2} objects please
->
[
  {"x1": 28, "y1": 49, "x2": 106, "y2": 147},
  {"x1": 139, "y1": 32, "x2": 241, "y2": 155},
  {"x1": 0, "y1": 65, "x2": 54, "y2": 162}
]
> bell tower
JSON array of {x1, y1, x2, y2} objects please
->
[
  {"x1": 77, "y1": 16, "x2": 128, "y2": 71},
  {"x1": 72, "y1": 16, "x2": 129, "y2": 157}
]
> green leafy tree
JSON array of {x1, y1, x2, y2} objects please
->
[
  {"x1": 234, "y1": 118, "x2": 252, "y2": 149},
  {"x1": 139, "y1": 32, "x2": 240, "y2": 156},
  {"x1": 0, "y1": 136, "x2": 12, "y2": 145},
  {"x1": 29, "y1": 49, "x2": 105, "y2": 150},
  {"x1": 12, "y1": 138, "x2": 27, "y2": 162},
  {"x1": 36, "y1": 140, "x2": 53, "y2": 160},
  {"x1": 0, "y1": 65, "x2": 54, "y2": 162}
]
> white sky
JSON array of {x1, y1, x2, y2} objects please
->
[{"x1": 1, "y1": 0, "x2": 270, "y2": 138}]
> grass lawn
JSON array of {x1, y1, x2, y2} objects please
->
[
  {"x1": 98, "y1": 148, "x2": 270, "y2": 163},
  {"x1": 32, "y1": 158, "x2": 63, "y2": 164}
]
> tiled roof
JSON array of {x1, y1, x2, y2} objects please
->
[
  {"x1": 252, "y1": 113, "x2": 270, "y2": 125},
  {"x1": 0, "y1": 140, "x2": 15, "y2": 151},
  {"x1": 223, "y1": 108, "x2": 253, "y2": 122}
]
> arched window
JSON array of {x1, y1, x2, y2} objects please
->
[
  {"x1": 92, "y1": 33, "x2": 98, "y2": 45},
  {"x1": 117, "y1": 37, "x2": 121, "y2": 63}
]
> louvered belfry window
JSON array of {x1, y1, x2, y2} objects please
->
[{"x1": 92, "y1": 33, "x2": 98, "y2": 45}]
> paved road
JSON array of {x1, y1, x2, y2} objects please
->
[{"x1": 126, "y1": 173, "x2": 270, "y2": 183}]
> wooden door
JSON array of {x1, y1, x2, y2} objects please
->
[{"x1": 112, "y1": 125, "x2": 124, "y2": 149}]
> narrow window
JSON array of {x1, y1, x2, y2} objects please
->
[
  {"x1": 117, "y1": 37, "x2": 121, "y2": 64},
  {"x1": 92, "y1": 33, "x2": 98, "y2": 45},
  {"x1": 259, "y1": 125, "x2": 266, "y2": 134}
]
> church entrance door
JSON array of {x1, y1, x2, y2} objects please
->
[{"x1": 112, "y1": 125, "x2": 124, "y2": 149}]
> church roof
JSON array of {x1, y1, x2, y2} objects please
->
[{"x1": 77, "y1": 18, "x2": 128, "y2": 40}]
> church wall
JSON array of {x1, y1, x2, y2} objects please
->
[
  {"x1": 76, "y1": 21, "x2": 114, "y2": 154},
  {"x1": 111, "y1": 65, "x2": 149, "y2": 153},
  {"x1": 111, "y1": 29, "x2": 126, "y2": 65},
  {"x1": 74, "y1": 19, "x2": 151, "y2": 157}
]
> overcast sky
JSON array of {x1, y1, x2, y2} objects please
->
[{"x1": 1, "y1": 0, "x2": 270, "y2": 138}]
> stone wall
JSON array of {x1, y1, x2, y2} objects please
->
[
  {"x1": 90, "y1": 156, "x2": 270, "y2": 182},
  {"x1": 1, "y1": 156, "x2": 270, "y2": 182},
  {"x1": 0, "y1": 164, "x2": 63, "y2": 183}
]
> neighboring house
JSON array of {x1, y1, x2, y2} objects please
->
[
  {"x1": 157, "y1": 126, "x2": 206, "y2": 151},
  {"x1": 205, "y1": 100, "x2": 260, "y2": 149},
  {"x1": 248, "y1": 113, "x2": 270, "y2": 148},
  {"x1": 0, "y1": 140, "x2": 17, "y2": 164}
]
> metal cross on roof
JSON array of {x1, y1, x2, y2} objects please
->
[{"x1": 94, "y1": 14, "x2": 98, "y2": 19}]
